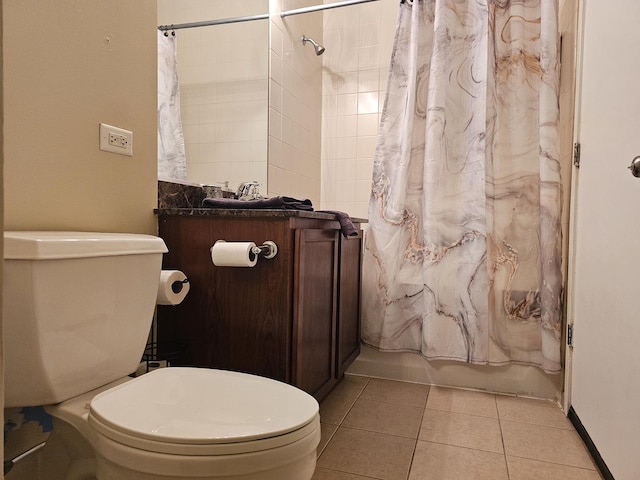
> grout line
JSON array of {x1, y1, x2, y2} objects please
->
[
  {"x1": 422, "y1": 405, "x2": 500, "y2": 420},
  {"x1": 406, "y1": 379, "x2": 433, "y2": 478},
  {"x1": 402, "y1": 437, "x2": 505, "y2": 456},
  {"x1": 405, "y1": 437, "x2": 419, "y2": 480},
  {"x1": 332, "y1": 424, "x2": 420, "y2": 442},
  {"x1": 505, "y1": 453, "x2": 600, "y2": 471},
  {"x1": 499, "y1": 417, "x2": 588, "y2": 432},
  {"x1": 316, "y1": 423, "x2": 338, "y2": 458},
  {"x1": 313, "y1": 466, "x2": 382, "y2": 479},
  {"x1": 496, "y1": 395, "x2": 511, "y2": 480},
  {"x1": 337, "y1": 395, "x2": 360, "y2": 424},
  {"x1": 318, "y1": 376, "x2": 371, "y2": 457},
  {"x1": 357, "y1": 397, "x2": 430, "y2": 409},
  {"x1": 415, "y1": 439, "x2": 509, "y2": 457}
]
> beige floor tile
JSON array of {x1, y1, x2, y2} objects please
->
[
  {"x1": 496, "y1": 395, "x2": 573, "y2": 430},
  {"x1": 418, "y1": 409, "x2": 503, "y2": 454},
  {"x1": 334, "y1": 375, "x2": 369, "y2": 397},
  {"x1": 409, "y1": 441, "x2": 509, "y2": 480},
  {"x1": 312, "y1": 467, "x2": 374, "y2": 479},
  {"x1": 360, "y1": 378, "x2": 430, "y2": 407},
  {"x1": 427, "y1": 386, "x2": 498, "y2": 418},
  {"x1": 320, "y1": 393, "x2": 358, "y2": 425},
  {"x1": 501, "y1": 420, "x2": 596, "y2": 469},
  {"x1": 318, "y1": 422, "x2": 338, "y2": 456},
  {"x1": 317, "y1": 426, "x2": 416, "y2": 480},
  {"x1": 507, "y1": 456, "x2": 604, "y2": 480},
  {"x1": 317, "y1": 378, "x2": 600, "y2": 480},
  {"x1": 342, "y1": 397, "x2": 424, "y2": 438}
]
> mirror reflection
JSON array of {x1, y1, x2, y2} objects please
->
[{"x1": 157, "y1": 1, "x2": 269, "y2": 192}]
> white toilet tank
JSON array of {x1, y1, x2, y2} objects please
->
[{"x1": 3, "y1": 232, "x2": 168, "y2": 408}]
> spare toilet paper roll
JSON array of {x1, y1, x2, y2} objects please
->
[
  {"x1": 157, "y1": 270, "x2": 190, "y2": 305},
  {"x1": 210, "y1": 241, "x2": 258, "y2": 267}
]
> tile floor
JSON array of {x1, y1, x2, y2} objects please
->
[{"x1": 312, "y1": 375, "x2": 603, "y2": 480}]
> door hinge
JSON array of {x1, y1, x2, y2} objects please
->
[
  {"x1": 573, "y1": 143, "x2": 581, "y2": 167},
  {"x1": 567, "y1": 324, "x2": 574, "y2": 347}
]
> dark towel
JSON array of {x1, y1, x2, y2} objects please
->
[
  {"x1": 318, "y1": 210, "x2": 359, "y2": 237},
  {"x1": 202, "y1": 195, "x2": 314, "y2": 211}
]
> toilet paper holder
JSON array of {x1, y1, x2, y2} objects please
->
[
  {"x1": 171, "y1": 278, "x2": 189, "y2": 294},
  {"x1": 213, "y1": 240, "x2": 279, "y2": 262},
  {"x1": 251, "y1": 240, "x2": 278, "y2": 259}
]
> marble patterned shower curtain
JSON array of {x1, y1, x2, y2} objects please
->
[
  {"x1": 158, "y1": 30, "x2": 187, "y2": 180},
  {"x1": 362, "y1": 0, "x2": 563, "y2": 373}
]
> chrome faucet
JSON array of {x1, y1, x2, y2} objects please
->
[{"x1": 236, "y1": 181, "x2": 264, "y2": 201}]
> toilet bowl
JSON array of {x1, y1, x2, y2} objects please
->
[
  {"x1": 46, "y1": 368, "x2": 320, "y2": 480},
  {"x1": 3, "y1": 232, "x2": 320, "y2": 479}
]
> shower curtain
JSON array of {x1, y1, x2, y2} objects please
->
[
  {"x1": 363, "y1": 0, "x2": 563, "y2": 373},
  {"x1": 157, "y1": 30, "x2": 187, "y2": 180}
]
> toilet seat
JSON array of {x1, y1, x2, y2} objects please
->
[{"x1": 88, "y1": 367, "x2": 320, "y2": 456}]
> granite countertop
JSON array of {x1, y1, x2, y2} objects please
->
[
  {"x1": 154, "y1": 208, "x2": 367, "y2": 223},
  {"x1": 156, "y1": 180, "x2": 368, "y2": 223}
]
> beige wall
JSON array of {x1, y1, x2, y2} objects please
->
[
  {"x1": 3, "y1": 0, "x2": 158, "y2": 235},
  {"x1": 1, "y1": 1, "x2": 4, "y2": 468}
]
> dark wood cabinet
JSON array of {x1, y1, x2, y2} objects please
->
[
  {"x1": 156, "y1": 210, "x2": 362, "y2": 401},
  {"x1": 337, "y1": 231, "x2": 362, "y2": 378}
]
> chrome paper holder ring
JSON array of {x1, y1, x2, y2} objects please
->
[
  {"x1": 252, "y1": 241, "x2": 278, "y2": 259},
  {"x1": 629, "y1": 156, "x2": 640, "y2": 177}
]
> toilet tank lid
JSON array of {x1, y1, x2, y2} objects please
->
[{"x1": 4, "y1": 231, "x2": 168, "y2": 260}]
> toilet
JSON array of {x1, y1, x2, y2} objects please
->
[{"x1": 3, "y1": 231, "x2": 320, "y2": 480}]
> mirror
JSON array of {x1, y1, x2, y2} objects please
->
[{"x1": 157, "y1": 1, "x2": 270, "y2": 193}]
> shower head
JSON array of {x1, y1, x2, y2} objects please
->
[{"x1": 301, "y1": 35, "x2": 325, "y2": 56}]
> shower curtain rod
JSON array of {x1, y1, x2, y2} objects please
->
[
  {"x1": 281, "y1": 0, "x2": 380, "y2": 17},
  {"x1": 157, "y1": 0, "x2": 381, "y2": 31},
  {"x1": 158, "y1": 13, "x2": 269, "y2": 32}
]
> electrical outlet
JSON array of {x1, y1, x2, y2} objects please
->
[
  {"x1": 99, "y1": 123, "x2": 133, "y2": 156},
  {"x1": 109, "y1": 132, "x2": 128, "y2": 149}
]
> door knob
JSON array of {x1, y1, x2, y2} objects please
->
[{"x1": 628, "y1": 156, "x2": 640, "y2": 177}]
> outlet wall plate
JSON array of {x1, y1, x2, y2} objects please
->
[{"x1": 99, "y1": 123, "x2": 133, "y2": 156}]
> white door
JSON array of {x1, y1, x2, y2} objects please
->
[{"x1": 568, "y1": 0, "x2": 640, "y2": 478}]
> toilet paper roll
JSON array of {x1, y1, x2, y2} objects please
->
[
  {"x1": 157, "y1": 270, "x2": 190, "y2": 305},
  {"x1": 210, "y1": 241, "x2": 258, "y2": 267}
]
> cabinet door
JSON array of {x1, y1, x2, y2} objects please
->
[
  {"x1": 337, "y1": 231, "x2": 362, "y2": 377},
  {"x1": 293, "y1": 229, "x2": 339, "y2": 401}
]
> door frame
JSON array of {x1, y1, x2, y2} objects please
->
[{"x1": 562, "y1": 0, "x2": 585, "y2": 414}]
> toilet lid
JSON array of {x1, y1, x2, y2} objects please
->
[{"x1": 88, "y1": 367, "x2": 319, "y2": 452}]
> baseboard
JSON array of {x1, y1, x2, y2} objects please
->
[{"x1": 567, "y1": 406, "x2": 615, "y2": 480}]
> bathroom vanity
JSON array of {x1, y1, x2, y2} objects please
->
[{"x1": 155, "y1": 208, "x2": 364, "y2": 402}]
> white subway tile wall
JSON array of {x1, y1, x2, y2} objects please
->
[
  {"x1": 267, "y1": 0, "x2": 323, "y2": 205},
  {"x1": 320, "y1": 0, "x2": 399, "y2": 217}
]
